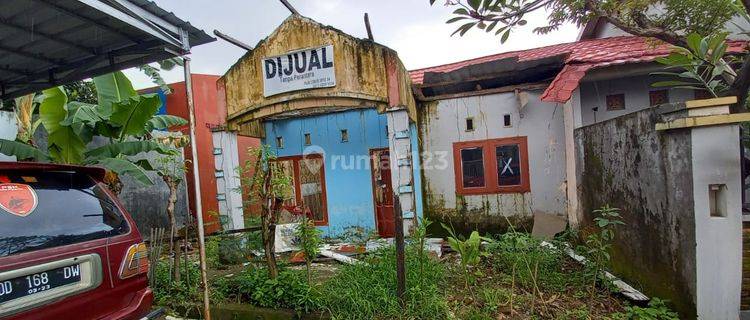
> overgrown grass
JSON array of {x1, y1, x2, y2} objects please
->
[
  {"x1": 487, "y1": 232, "x2": 585, "y2": 292},
  {"x1": 319, "y1": 245, "x2": 449, "y2": 320}
]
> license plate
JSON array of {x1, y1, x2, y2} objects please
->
[{"x1": 0, "y1": 264, "x2": 81, "y2": 304}]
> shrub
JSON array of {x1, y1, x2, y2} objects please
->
[
  {"x1": 320, "y1": 246, "x2": 449, "y2": 320},
  {"x1": 152, "y1": 260, "x2": 202, "y2": 310},
  {"x1": 212, "y1": 267, "x2": 320, "y2": 313}
]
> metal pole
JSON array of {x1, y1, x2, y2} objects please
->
[{"x1": 183, "y1": 57, "x2": 211, "y2": 320}]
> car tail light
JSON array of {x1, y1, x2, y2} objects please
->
[{"x1": 119, "y1": 243, "x2": 149, "y2": 279}]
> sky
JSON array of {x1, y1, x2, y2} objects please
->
[{"x1": 124, "y1": 0, "x2": 580, "y2": 89}]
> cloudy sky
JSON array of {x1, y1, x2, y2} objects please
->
[{"x1": 124, "y1": 0, "x2": 580, "y2": 89}]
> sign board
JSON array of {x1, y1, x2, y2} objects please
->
[{"x1": 262, "y1": 45, "x2": 336, "y2": 97}]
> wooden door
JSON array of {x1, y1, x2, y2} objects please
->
[{"x1": 371, "y1": 149, "x2": 395, "y2": 238}]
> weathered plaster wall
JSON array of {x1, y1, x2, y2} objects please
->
[
  {"x1": 579, "y1": 74, "x2": 694, "y2": 127},
  {"x1": 221, "y1": 15, "x2": 416, "y2": 136},
  {"x1": 418, "y1": 90, "x2": 567, "y2": 235},
  {"x1": 574, "y1": 106, "x2": 697, "y2": 318},
  {"x1": 263, "y1": 108, "x2": 389, "y2": 236},
  {"x1": 692, "y1": 125, "x2": 742, "y2": 319}
]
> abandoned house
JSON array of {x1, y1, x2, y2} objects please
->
[
  {"x1": 411, "y1": 31, "x2": 748, "y2": 319},
  {"x1": 208, "y1": 11, "x2": 750, "y2": 319},
  {"x1": 218, "y1": 15, "x2": 422, "y2": 238}
]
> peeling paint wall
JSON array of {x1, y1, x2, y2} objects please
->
[
  {"x1": 418, "y1": 90, "x2": 567, "y2": 234},
  {"x1": 263, "y1": 108, "x2": 389, "y2": 237},
  {"x1": 575, "y1": 106, "x2": 697, "y2": 318}
]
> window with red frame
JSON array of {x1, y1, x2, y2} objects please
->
[
  {"x1": 274, "y1": 154, "x2": 328, "y2": 226},
  {"x1": 453, "y1": 137, "x2": 530, "y2": 195}
]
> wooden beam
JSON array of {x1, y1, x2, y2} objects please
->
[
  {"x1": 684, "y1": 96, "x2": 738, "y2": 109},
  {"x1": 416, "y1": 81, "x2": 550, "y2": 102},
  {"x1": 213, "y1": 30, "x2": 253, "y2": 51}
]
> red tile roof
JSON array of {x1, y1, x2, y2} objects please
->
[{"x1": 409, "y1": 36, "x2": 748, "y2": 103}]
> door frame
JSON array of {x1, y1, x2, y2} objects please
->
[{"x1": 369, "y1": 148, "x2": 393, "y2": 236}]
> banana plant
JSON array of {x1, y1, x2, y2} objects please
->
[{"x1": 0, "y1": 71, "x2": 188, "y2": 186}]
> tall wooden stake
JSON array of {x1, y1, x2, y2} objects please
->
[
  {"x1": 183, "y1": 57, "x2": 211, "y2": 320},
  {"x1": 393, "y1": 195, "x2": 406, "y2": 307}
]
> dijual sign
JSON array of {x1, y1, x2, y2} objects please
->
[{"x1": 262, "y1": 44, "x2": 336, "y2": 97}]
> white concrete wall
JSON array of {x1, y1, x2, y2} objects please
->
[
  {"x1": 578, "y1": 74, "x2": 694, "y2": 127},
  {"x1": 212, "y1": 131, "x2": 245, "y2": 230},
  {"x1": 691, "y1": 125, "x2": 742, "y2": 319},
  {"x1": 0, "y1": 111, "x2": 18, "y2": 161},
  {"x1": 420, "y1": 90, "x2": 567, "y2": 219},
  {"x1": 387, "y1": 109, "x2": 417, "y2": 235}
]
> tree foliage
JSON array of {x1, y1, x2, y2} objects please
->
[
  {"x1": 432, "y1": 0, "x2": 740, "y2": 46},
  {"x1": 431, "y1": 0, "x2": 750, "y2": 105},
  {"x1": 0, "y1": 71, "x2": 188, "y2": 186},
  {"x1": 652, "y1": 33, "x2": 733, "y2": 98}
]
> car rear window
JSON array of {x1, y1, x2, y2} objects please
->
[{"x1": 0, "y1": 170, "x2": 129, "y2": 258}]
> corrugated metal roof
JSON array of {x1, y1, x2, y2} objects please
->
[{"x1": 0, "y1": 0, "x2": 215, "y2": 100}]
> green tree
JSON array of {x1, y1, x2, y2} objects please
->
[
  {"x1": 238, "y1": 145, "x2": 293, "y2": 279},
  {"x1": 153, "y1": 133, "x2": 190, "y2": 282},
  {"x1": 0, "y1": 71, "x2": 187, "y2": 190},
  {"x1": 430, "y1": 0, "x2": 750, "y2": 104}
]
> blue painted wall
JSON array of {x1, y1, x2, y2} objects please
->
[{"x1": 263, "y1": 108, "x2": 389, "y2": 236}]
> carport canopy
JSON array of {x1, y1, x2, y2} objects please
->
[{"x1": 0, "y1": 0, "x2": 215, "y2": 101}]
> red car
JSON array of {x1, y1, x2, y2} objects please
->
[{"x1": 0, "y1": 162, "x2": 162, "y2": 319}]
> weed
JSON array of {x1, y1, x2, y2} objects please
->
[
  {"x1": 441, "y1": 222, "x2": 490, "y2": 292},
  {"x1": 612, "y1": 298, "x2": 679, "y2": 320},
  {"x1": 578, "y1": 205, "x2": 624, "y2": 295},
  {"x1": 320, "y1": 245, "x2": 449, "y2": 320}
]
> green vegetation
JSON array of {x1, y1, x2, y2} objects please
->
[
  {"x1": 320, "y1": 246, "x2": 448, "y2": 320},
  {"x1": 612, "y1": 298, "x2": 680, "y2": 320},
  {"x1": 213, "y1": 267, "x2": 320, "y2": 313},
  {"x1": 442, "y1": 222, "x2": 489, "y2": 293},
  {"x1": 152, "y1": 205, "x2": 679, "y2": 320},
  {"x1": 295, "y1": 216, "x2": 323, "y2": 283},
  {"x1": 0, "y1": 71, "x2": 187, "y2": 189}
]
